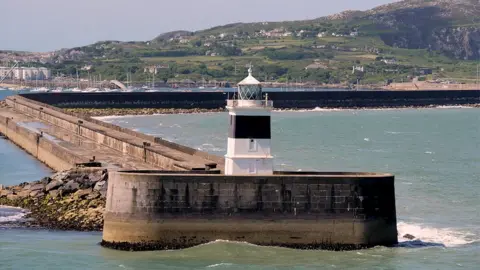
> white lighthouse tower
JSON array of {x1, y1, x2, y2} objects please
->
[{"x1": 225, "y1": 68, "x2": 274, "y2": 175}]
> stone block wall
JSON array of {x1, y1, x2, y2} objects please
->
[
  {"x1": 0, "y1": 114, "x2": 88, "y2": 171},
  {"x1": 6, "y1": 96, "x2": 221, "y2": 171},
  {"x1": 103, "y1": 171, "x2": 397, "y2": 250}
]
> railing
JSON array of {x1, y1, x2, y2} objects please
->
[{"x1": 227, "y1": 99, "x2": 273, "y2": 108}]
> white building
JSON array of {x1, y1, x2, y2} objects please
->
[
  {"x1": 0, "y1": 66, "x2": 52, "y2": 80},
  {"x1": 225, "y1": 68, "x2": 274, "y2": 175},
  {"x1": 0, "y1": 67, "x2": 13, "y2": 79}
]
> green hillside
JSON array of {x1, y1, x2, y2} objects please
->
[{"x1": 35, "y1": 0, "x2": 480, "y2": 86}]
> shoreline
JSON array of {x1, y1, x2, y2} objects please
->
[
  {"x1": 65, "y1": 104, "x2": 480, "y2": 117},
  {"x1": 0, "y1": 169, "x2": 107, "y2": 231}
]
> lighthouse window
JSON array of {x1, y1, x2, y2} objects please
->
[
  {"x1": 249, "y1": 139, "x2": 257, "y2": 151},
  {"x1": 228, "y1": 116, "x2": 271, "y2": 139},
  {"x1": 249, "y1": 163, "x2": 256, "y2": 174}
]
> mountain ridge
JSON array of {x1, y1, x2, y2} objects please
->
[{"x1": 2, "y1": 0, "x2": 479, "y2": 86}]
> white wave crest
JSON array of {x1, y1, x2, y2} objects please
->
[
  {"x1": 206, "y1": 263, "x2": 233, "y2": 268},
  {"x1": 0, "y1": 206, "x2": 29, "y2": 224},
  {"x1": 397, "y1": 221, "x2": 477, "y2": 247},
  {"x1": 199, "y1": 239, "x2": 260, "y2": 248}
]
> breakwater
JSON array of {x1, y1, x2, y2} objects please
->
[
  {"x1": 2, "y1": 95, "x2": 223, "y2": 171},
  {"x1": 20, "y1": 90, "x2": 480, "y2": 109},
  {"x1": 0, "y1": 94, "x2": 398, "y2": 251},
  {"x1": 103, "y1": 170, "x2": 397, "y2": 251}
]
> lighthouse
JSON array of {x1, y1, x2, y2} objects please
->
[{"x1": 225, "y1": 68, "x2": 274, "y2": 175}]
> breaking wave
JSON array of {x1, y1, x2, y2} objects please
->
[
  {"x1": 397, "y1": 221, "x2": 478, "y2": 248},
  {"x1": 0, "y1": 206, "x2": 29, "y2": 224}
]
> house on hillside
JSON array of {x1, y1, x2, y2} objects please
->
[
  {"x1": 144, "y1": 64, "x2": 169, "y2": 74},
  {"x1": 352, "y1": 66, "x2": 364, "y2": 74},
  {"x1": 317, "y1": 32, "x2": 327, "y2": 38},
  {"x1": 382, "y1": 58, "x2": 397, "y2": 65}
]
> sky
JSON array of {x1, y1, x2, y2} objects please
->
[{"x1": 2, "y1": 0, "x2": 398, "y2": 52}]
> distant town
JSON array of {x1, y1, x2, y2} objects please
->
[{"x1": 1, "y1": 0, "x2": 479, "y2": 92}]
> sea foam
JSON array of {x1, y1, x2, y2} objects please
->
[
  {"x1": 397, "y1": 221, "x2": 477, "y2": 247},
  {"x1": 0, "y1": 206, "x2": 29, "y2": 224}
]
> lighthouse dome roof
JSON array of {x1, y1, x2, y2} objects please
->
[{"x1": 238, "y1": 68, "x2": 260, "y2": 85}]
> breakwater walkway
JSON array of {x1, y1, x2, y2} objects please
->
[
  {"x1": 20, "y1": 90, "x2": 480, "y2": 110},
  {"x1": 0, "y1": 96, "x2": 223, "y2": 172}
]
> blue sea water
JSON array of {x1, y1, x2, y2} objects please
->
[
  {"x1": 0, "y1": 90, "x2": 52, "y2": 186},
  {"x1": 1, "y1": 87, "x2": 479, "y2": 269}
]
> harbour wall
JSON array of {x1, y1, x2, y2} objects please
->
[
  {"x1": 4, "y1": 96, "x2": 223, "y2": 171},
  {"x1": 20, "y1": 90, "x2": 480, "y2": 109},
  {"x1": 0, "y1": 114, "x2": 89, "y2": 171},
  {"x1": 102, "y1": 170, "x2": 398, "y2": 250},
  {"x1": 1, "y1": 95, "x2": 399, "y2": 250}
]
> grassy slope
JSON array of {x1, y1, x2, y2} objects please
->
[{"x1": 52, "y1": 1, "x2": 480, "y2": 84}]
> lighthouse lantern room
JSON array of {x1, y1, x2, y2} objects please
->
[{"x1": 225, "y1": 68, "x2": 274, "y2": 175}]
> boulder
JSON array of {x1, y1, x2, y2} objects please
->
[
  {"x1": 88, "y1": 171, "x2": 103, "y2": 183},
  {"x1": 29, "y1": 190, "x2": 43, "y2": 198},
  {"x1": 403, "y1": 234, "x2": 416, "y2": 240},
  {"x1": 51, "y1": 171, "x2": 70, "y2": 182},
  {"x1": 60, "y1": 180, "x2": 80, "y2": 196},
  {"x1": 88, "y1": 200, "x2": 99, "y2": 208},
  {"x1": 46, "y1": 180, "x2": 63, "y2": 192},
  {"x1": 0, "y1": 189, "x2": 13, "y2": 197},
  {"x1": 0, "y1": 184, "x2": 4, "y2": 190},
  {"x1": 49, "y1": 190, "x2": 60, "y2": 199},
  {"x1": 30, "y1": 184, "x2": 45, "y2": 192},
  {"x1": 87, "y1": 191, "x2": 101, "y2": 200},
  {"x1": 94, "y1": 181, "x2": 106, "y2": 191},
  {"x1": 100, "y1": 188, "x2": 107, "y2": 199},
  {"x1": 76, "y1": 173, "x2": 95, "y2": 188},
  {"x1": 39, "y1": 177, "x2": 51, "y2": 185},
  {"x1": 23, "y1": 184, "x2": 32, "y2": 190},
  {"x1": 17, "y1": 190, "x2": 31, "y2": 198},
  {"x1": 6, "y1": 194, "x2": 18, "y2": 201},
  {"x1": 74, "y1": 189, "x2": 92, "y2": 200}
]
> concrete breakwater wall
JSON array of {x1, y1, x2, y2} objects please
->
[
  {"x1": 1, "y1": 95, "x2": 399, "y2": 251},
  {"x1": 102, "y1": 170, "x2": 398, "y2": 250},
  {"x1": 0, "y1": 113, "x2": 89, "y2": 171},
  {"x1": 21, "y1": 90, "x2": 480, "y2": 109},
  {"x1": 5, "y1": 96, "x2": 223, "y2": 171}
]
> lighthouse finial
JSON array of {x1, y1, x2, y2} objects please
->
[{"x1": 248, "y1": 62, "x2": 253, "y2": 76}]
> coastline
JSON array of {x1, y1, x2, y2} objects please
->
[
  {"x1": 0, "y1": 169, "x2": 107, "y2": 231},
  {"x1": 65, "y1": 104, "x2": 480, "y2": 117}
]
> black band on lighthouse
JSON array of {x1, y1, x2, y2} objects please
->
[{"x1": 229, "y1": 115, "x2": 271, "y2": 139}]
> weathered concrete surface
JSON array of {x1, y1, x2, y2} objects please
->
[
  {"x1": 5, "y1": 96, "x2": 223, "y2": 171},
  {"x1": 0, "y1": 106, "x2": 160, "y2": 171},
  {"x1": 102, "y1": 171, "x2": 398, "y2": 250}
]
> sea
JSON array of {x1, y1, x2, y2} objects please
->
[{"x1": 1, "y1": 88, "x2": 479, "y2": 269}]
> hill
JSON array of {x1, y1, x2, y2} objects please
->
[{"x1": 4, "y1": 0, "x2": 479, "y2": 86}]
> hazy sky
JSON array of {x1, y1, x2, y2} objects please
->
[{"x1": 2, "y1": 0, "x2": 398, "y2": 52}]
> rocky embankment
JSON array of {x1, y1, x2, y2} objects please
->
[
  {"x1": 63, "y1": 104, "x2": 480, "y2": 117},
  {"x1": 64, "y1": 107, "x2": 224, "y2": 117},
  {"x1": 0, "y1": 168, "x2": 107, "y2": 231}
]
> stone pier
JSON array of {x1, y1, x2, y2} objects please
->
[{"x1": 102, "y1": 170, "x2": 397, "y2": 250}]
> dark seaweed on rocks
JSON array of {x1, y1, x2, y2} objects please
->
[{"x1": 0, "y1": 168, "x2": 108, "y2": 231}]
